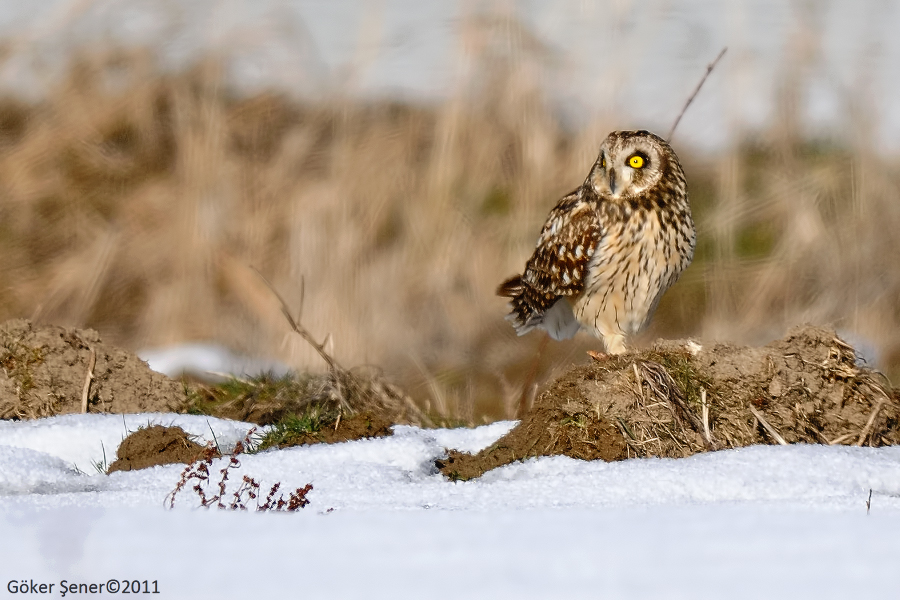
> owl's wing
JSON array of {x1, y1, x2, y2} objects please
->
[
  {"x1": 525, "y1": 192, "x2": 601, "y2": 296},
  {"x1": 498, "y1": 189, "x2": 602, "y2": 333}
]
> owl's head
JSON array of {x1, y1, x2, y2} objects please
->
[{"x1": 587, "y1": 130, "x2": 683, "y2": 202}]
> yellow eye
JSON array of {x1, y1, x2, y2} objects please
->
[
  {"x1": 629, "y1": 155, "x2": 644, "y2": 169},
  {"x1": 600, "y1": 157, "x2": 606, "y2": 168}
]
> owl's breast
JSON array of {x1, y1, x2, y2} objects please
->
[{"x1": 576, "y1": 205, "x2": 694, "y2": 336}]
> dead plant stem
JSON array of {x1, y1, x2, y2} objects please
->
[
  {"x1": 80, "y1": 348, "x2": 96, "y2": 414},
  {"x1": 856, "y1": 400, "x2": 887, "y2": 446},
  {"x1": 749, "y1": 405, "x2": 788, "y2": 445},
  {"x1": 251, "y1": 267, "x2": 340, "y2": 374},
  {"x1": 667, "y1": 47, "x2": 727, "y2": 141}
]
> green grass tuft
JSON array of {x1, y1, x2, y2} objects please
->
[
  {"x1": 182, "y1": 371, "x2": 319, "y2": 423},
  {"x1": 255, "y1": 406, "x2": 339, "y2": 451}
]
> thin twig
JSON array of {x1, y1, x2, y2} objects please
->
[
  {"x1": 632, "y1": 362, "x2": 644, "y2": 401},
  {"x1": 298, "y1": 276, "x2": 306, "y2": 322},
  {"x1": 701, "y1": 388, "x2": 711, "y2": 445},
  {"x1": 250, "y1": 266, "x2": 340, "y2": 373},
  {"x1": 827, "y1": 432, "x2": 855, "y2": 446},
  {"x1": 749, "y1": 405, "x2": 788, "y2": 446},
  {"x1": 205, "y1": 371, "x2": 252, "y2": 383},
  {"x1": 517, "y1": 334, "x2": 549, "y2": 418},
  {"x1": 856, "y1": 400, "x2": 887, "y2": 447},
  {"x1": 866, "y1": 489, "x2": 873, "y2": 515},
  {"x1": 80, "y1": 348, "x2": 96, "y2": 414},
  {"x1": 667, "y1": 47, "x2": 727, "y2": 141},
  {"x1": 638, "y1": 360, "x2": 713, "y2": 447},
  {"x1": 614, "y1": 418, "x2": 642, "y2": 456}
]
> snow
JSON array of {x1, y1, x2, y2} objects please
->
[
  {"x1": 2, "y1": 413, "x2": 899, "y2": 599},
  {"x1": 138, "y1": 343, "x2": 290, "y2": 380}
]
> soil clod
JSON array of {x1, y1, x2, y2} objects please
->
[
  {"x1": 0, "y1": 319, "x2": 188, "y2": 419},
  {"x1": 256, "y1": 410, "x2": 394, "y2": 450},
  {"x1": 438, "y1": 325, "x2": 900, "y2": 480},
  {"x1": 107, "y1": 425, "x2": 214, "y2": 473}
]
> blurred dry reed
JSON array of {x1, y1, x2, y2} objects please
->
[{"x1": 0, "y1": 12, "x2": 898, "y2": 423}]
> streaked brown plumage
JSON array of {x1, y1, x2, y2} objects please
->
[{"x1": 498, "y1": 130, "x2": 695, "y2": 354}]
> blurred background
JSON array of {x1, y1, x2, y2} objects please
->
[{"x1": 0, "y1": 0, "x2": 898, "y2": 422}]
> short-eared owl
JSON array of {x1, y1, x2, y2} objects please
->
[{"x1": 497, "y1": 130, "x2": 695, "y2": 355}]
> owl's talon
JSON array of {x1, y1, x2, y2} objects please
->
[{"x1": 587, "y1": 350, "x2": 609, "y2": 361}]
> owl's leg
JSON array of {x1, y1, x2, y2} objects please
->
[
  {"x1": 575, "y1": 294, "x2": 628, "y2": 355},
  {"x1": 601, "y1": 332, "x2": 627, "y2": 355}
]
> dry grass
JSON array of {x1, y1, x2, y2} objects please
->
[{"x1": 1, "y1": 27, "x2": 899, "y2": 423}]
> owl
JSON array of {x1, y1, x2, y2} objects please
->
[{"x1": 497, "y1": 130, "x2": 695, "y2": 355}]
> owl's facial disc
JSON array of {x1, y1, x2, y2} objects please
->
[{"x1": 589, "y1": 133, "x2": 665, "y2": 200}]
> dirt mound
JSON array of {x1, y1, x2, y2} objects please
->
[
  {"x1": 107, "y1": 425, "x2": 213, "y2": 473},
  {"x1": 437, "y1": 325, "x2": 899, "y2": 480},
  {"x1": 0, "y1": 319, "x2": 188, "y2": 419},
  {"x1": 261, "y1": 411, "x2": 395, "y2": 449},
  {"x1": 294, "y1": 411, "x2": 394, "y2": 446},
  {"x1": 188, "y1": 367, "x2": 426, "y2": 427},
  {"x1": 187, "y1": 366, "x2": 424, "y2": 450}
]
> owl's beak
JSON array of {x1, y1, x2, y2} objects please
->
[{"x1": 608, "y1": 169, "x2": 618, "y2": 196}]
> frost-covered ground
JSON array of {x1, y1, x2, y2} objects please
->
[{"x1": 1, "y1": 413, "x2": 900, "y2": 599}]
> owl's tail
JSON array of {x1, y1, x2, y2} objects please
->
[
  {"x1": 497, "y1": 275, "x2": 580, "y2": 341},
  {"x1": 497, "y1": 275, "x2": 535, "y2": 335},
  {"x1": 496, "y1": 275, "x2": 524, "y2": 299}
]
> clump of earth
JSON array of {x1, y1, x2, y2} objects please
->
[
  {"x1": 437, "y1": 325, "x2": 899, "y2": 480},
  {"x1": 258, "y1": 412, "x2": 395, "y2": 449},
  {"x1": 0, "y1": 319, "x2": 187, "y2": 419},
  {"x1": 107, "y1": 425, "x2": 213, "y2": 474}
]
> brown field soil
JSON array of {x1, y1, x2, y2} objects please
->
[
  {"x1": 437, "y1": 325, "x2": 899, "y2": 480},
  {"x1": 0, "y1": 319, "x2": 188, "y2": 419},
  {"x1": 107, "y1": 425, "x2": 214, "y2": 474},
  {"x1": 265, "y1": 411, "x2": 395, "y2": 449}
]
